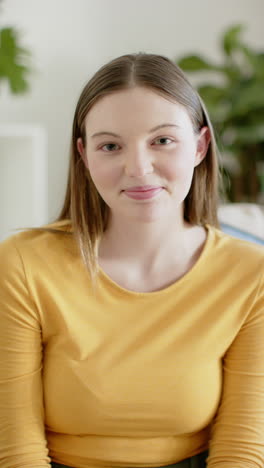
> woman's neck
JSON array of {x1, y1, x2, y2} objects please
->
[{"x1": 98, "y1": 214, "x2": 202, "y2": 276}]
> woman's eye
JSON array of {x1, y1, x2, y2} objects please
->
[
  {"x1": 101, "y1": 143, "x2": 119, "y2": 152},
  {"x1": 153, "y1": 137, "x2": 173, "y2": 145}
]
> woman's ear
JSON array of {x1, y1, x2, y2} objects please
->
[
  {"x1": 194, "y1": 127, "x2": 211, "y2": 167},
  {"x1": 77, "y1": 137, "x2": 89, "y2": 170}
]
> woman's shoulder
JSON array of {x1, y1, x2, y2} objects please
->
[
  {"x1": 206, "y1": 224, "x2": 264, "y2": 272},
  {"x1": 0, "y1": 219, "x2": 74, "y2": 259}
]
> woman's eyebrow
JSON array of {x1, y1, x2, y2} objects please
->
[{"x1": 90, "y1": 123, "x2": 180, "y2": 139}]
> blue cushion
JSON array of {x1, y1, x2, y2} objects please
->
[{"x1": 221, "y1": 223, "x2": 264, "y2": 245}]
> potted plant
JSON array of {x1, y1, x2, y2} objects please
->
[{"x1": 176, "y1": 24, "x2": 264, "y2": 203}]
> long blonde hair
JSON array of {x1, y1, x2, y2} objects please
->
[{"x1": 17, "y1": 53, "x2": 222, "y2": 287}]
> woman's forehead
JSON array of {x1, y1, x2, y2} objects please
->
[
  {"x1": 88, "y1": 86, "x2": 181, "y2": 109},
  {"x1": 84, "y1": 87, "x2": 190, "y2": 131}
]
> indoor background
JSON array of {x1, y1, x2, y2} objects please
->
[{"x1": 0, "y1": 0, "x2": 263, "y2": 239}]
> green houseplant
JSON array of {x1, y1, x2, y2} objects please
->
[
  {"x1": 0, "y1": 0, "x2": 32, "y2": 94},
  {"x1": 176, "y1": 24, "x2": 264, "y2": 203}
]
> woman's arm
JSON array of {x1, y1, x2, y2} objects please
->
[
  {"x1": 207, "y1": 271, "x2": 264, "y2": 468},
  {"x1": 0, "y1": 235, "x2": 51, "y2": 467}
]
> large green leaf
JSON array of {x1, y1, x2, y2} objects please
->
[
  {"x1": 221, "y1": 65, "x2": 242, "y2": 82},
  {"x1": 222, "y1": 24, "x2": 244, "y2": 57},
  {"x1": 238, "y1": 45, "x2": 258, "y2": 71},
  {"x1": 2, "y1": 63, "x2": 29, "y2": 93},
  {"x1": 0, "y1": 27, "x2": 31, "y2": 93},
  {"x1": 254, "y1": 52, "x2": 264, "y2": 79},
  {"x1": 177, "y1": 55, "x2": 218, "y2": 72},
  {"x1": 228, "y1": 80, "x2": 264, "y2": 115},
  {"x1": 198, "y1": 84, "x2": 227, "y2": 102},
  {"x1": 0, "y1": 28, "x2": 17, "y2": 58},
  {"x1": 198, "y1": 84, "x2": 230, "y2": 121}
]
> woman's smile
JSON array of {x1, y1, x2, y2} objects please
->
[{"x1": 122, "y1": 187, "x2": 164, "y2": 200}]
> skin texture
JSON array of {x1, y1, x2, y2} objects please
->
[{"x1": 77, "y1": 86, "x2": 211, "y2": 290}]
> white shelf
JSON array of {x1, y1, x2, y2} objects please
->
[{"x1": 0, "y1": 124, "x2": 48, "y2": 242}]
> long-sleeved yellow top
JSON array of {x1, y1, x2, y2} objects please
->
[{"x1": 0, "y1": 221, "x2": 264, "y2": 468}]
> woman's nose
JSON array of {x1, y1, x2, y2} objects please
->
[{"x1": 124, "y1": 147, "x2": 153, "y2": 177}]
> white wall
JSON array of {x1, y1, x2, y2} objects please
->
[{"x1": 1, "y1": 0, "x2": 264, "y2": 222}]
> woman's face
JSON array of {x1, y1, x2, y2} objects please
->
[{"x1": 77, "y1": 86, "x2": 210, "y2": 224}]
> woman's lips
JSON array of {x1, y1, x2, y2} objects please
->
[
  {"x1": 123, "y1": 187, "x2": 163, "y2": 200},
  {"x1": 124, "y1": 185, "x2": 161, "y2": 191}
]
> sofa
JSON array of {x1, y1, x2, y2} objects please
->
[{"x1": 219, "y1": 203, "x2": 264, "y2": 245}]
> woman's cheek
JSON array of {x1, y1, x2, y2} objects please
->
[
  {"x1": 89, "y1": 158, "x2": 119, "y2": 189},
  {"x1": 165, "y1": 148, "x2": 197, "y2": 181},
  {"x1": 163, "y1": 157, "x2": 188, "y2": 182}
]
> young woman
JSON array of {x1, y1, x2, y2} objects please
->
[{"x1": 0, "y1": 53, "x2": 263, "y2": 468}]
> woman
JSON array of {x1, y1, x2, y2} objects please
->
[{"x1": 0, "y1": 53, "x2": 263, "y2": 468}]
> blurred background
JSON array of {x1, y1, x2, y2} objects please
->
[{"x1": 0, "y1": 0, "x2": 264, "y2": 241}]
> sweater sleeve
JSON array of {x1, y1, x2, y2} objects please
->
[
  {"x1": 0, "y1": 236, "x2": 51, "y2": 467},
  {"x1": 207, "y1": 271, "x2": 264, "y2": 468}
]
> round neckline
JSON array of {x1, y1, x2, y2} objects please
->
[{"x1": 98, "y1": 224, "x2": 215, "y2": 297}]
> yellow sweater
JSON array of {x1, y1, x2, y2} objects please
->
[{"x1": 0, "y1": 221, "x2": 263, "y2": 468}]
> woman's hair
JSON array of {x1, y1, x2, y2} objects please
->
[{"x1": 19, "y1": 53, "x2": 223, "y2": 287}]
